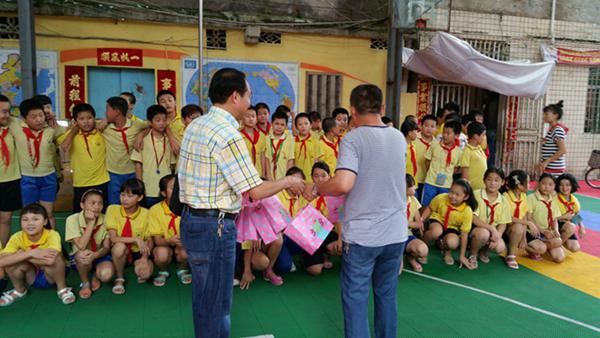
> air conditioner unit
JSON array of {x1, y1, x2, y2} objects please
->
[{"x1": 245, "y1": 26, "x2": 261, "y2": 45}]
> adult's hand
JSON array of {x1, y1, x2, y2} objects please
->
[{"x1": 286, "y1": 175, "x2": 305, "y2": 196}]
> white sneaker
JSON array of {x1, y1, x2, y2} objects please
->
[
  {"x1": 290, "y1": 262, "x2": 297, "y2": 273},
  {"x1": 233, "y1": 278, "x2": 240, "y2": 287}
]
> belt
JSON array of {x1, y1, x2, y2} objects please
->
[{"x1": 184, "y1": 206, "x2": 237, "y2": 220}]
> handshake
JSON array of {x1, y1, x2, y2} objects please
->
[{"x1": 282, "y1": 175, "x2": 318, "y2": 201}]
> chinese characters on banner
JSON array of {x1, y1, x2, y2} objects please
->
[
  {"x1": 157, "y1": 70, "x2": 177, "y2": 95},
  {"x1": 556, "y1": 48, "x2": 600, "y2": 65},
  {"x1": 416, "y1": 79, "x2": 431, "y2": 121},
  {"x1": 64, "y1": 66, "x2": 85, "y2": 119},
  {"x1": 97, "y1": 48, "x2": 143, "y2": 67}
]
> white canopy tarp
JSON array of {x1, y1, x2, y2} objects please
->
[{"x1": 402, "y1": 32, "x2": 555, "y2": 99}]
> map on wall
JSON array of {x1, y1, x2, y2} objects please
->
[
  {"x1": 0, "y1": 49, "x2": 59, "y2": 115},
  {"x1": 182, "y1": 58, "x2": 299, "y2": 112}
]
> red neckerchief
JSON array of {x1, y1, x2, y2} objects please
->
[
  {"x1": 540, "y1": 198, "x2": 554, "y2": 227},
  {"x1": 409, "y1": 143, "x2": 417, "y2": 177},
  {"x1": 508, "y1": 191, "x2": 523, "y2": 219},
  {"x1": 295, "y1": 134, "x2": 311, "y2": 160},
  {"x1": 288, "y1": 198, "x2": 296, "y2": 217},
  {"x1": 321, "y1": 136, "x2": 338, "y2": 157},
  {"x1": 270, "y1": 136, "x2": 285, "y2": 175},
  {"x1": 418, "y1": 137, "x2": 431, "y2": 150},
  {"x1": 240, "y1": 128, "x2": 260, "y2": 163},
  {"x1": 440, "y1": 143, "x2": 457, "y2": 166},
  {"x1": 257, "y1": 122, "x2": 271, "y2": 135},
  {"x1": 443, "y1": 205, "x2": 458, "y2": 230},
  {"x1": 111, "y1": 126, "x2": 130, "y2": 153},
  {"x1": 483, "y1": 197, "x2": 499, "y2": 224},
  {"x1": 88, "y1": 224, "x2": 102, "y2": 252},
  {"x1": 0, "y1": 128, "x2": 10, "y2": 168},
  {"x1": 121, "y1": 215, "x2": 134, "y2": 263},
  {"x1": 316, "y1": 196, "x2": 326, "y2": 212},
  {"x1": 557, "y1": 194, "x2": 575, "y2": 214},
  {"x1": 81, "y1": 130, "x2": 95, "y2": 159},
  {"x1": 22, "y1": 127, "x2": 43, "y2": 168}
]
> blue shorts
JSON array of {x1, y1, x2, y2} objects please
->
[
  {"x1": 107, "y1": 172, "x2": 136, "y2": 205},
  {"x1": 31, "y1": 269, "x2": 55, "y2": 289},
  {"x1": 421, "y1": 183, "x2": 450, "y2": 207},
  {"x1": 69, "y1": 254, "x2": 113, "y2": 270},
  {"x1": 406, "y1": 235, "x2": 417, "y2": 246},
  {"x1": 21, "y1": 173, "x2": 58, "y2": 204}
]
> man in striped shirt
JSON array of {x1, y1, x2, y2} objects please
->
[{"x1": 177, "y1": 68, "x2": 304, "y2": 338}]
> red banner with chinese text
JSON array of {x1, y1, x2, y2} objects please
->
[
  {"x1": 64, "y1": 66, "x2": 85, "y2": 119},
  {"x1": 157, "y1": 70, "x2": 177, "y2": 96},
  {"x1": 97, "y1": 48, "x2": 143, "y2": 67},
  {"x1": 556, "y1": 48, "x2": 600, "y2": 65},
  {"x1": 416, "y1": 79, "x2": 431, "y2": 121}
]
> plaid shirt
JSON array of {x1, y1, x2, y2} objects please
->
[{"x1": 177, "y1": 106, "x2": 262, "y2": 213}]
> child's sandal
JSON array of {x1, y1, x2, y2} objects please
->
[
  {"x1": 78, "y1": 282, "x2": 92, "y2": 299},
  {"x1": 57, "y1": 287, "x2": 76, "y2": 305},
  {"x1": 112, "y1": 278, "x2": 126, "y2": 295},
  {"x1": 468, "y1": 255, "x2": 478, "y2": 269},
  {"x1": 505, "y1": 255, "x2": 519, "y2": 269},
  {"x1": 0, "y1": 289, "x2": 27, "y2": 307},
  {"x1": 479, "y1": 254, "x2": 490, "y2": 264},
  {"x1": 91, "y1": 278, "x2": 102, "y2": 292},
  {"x1": 153, "y1": 271, "x2": 170, "y2": 287},
  {"x1": 442, "y1": 251, "x2": 454, "y2": 265},
  {"x1": 176, "y1": 270, "x2": 192, "y2": 285}
]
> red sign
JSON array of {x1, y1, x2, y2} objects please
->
[
  {"x1": 97, "y1": 48, "x2": 143, "y2": 67},
  {"x1": 157, "y1": 69, "x2": 177, "y2": 95},
  {"x1": 64, "y1": 65, "x2": 86, "y2": 119},
  {"x1": 416, "y1": 79, "x2": 431, "y2": 121},
  {"x1": 556, "y1": 48, "x2": 600, "y2": 65}
]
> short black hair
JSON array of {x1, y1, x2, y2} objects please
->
[
  {"x1": 120, "y1": 178, "x2": 146, "y2": 197},
  {"x1": 467, "y1": 121, "x2": 486, "y2": 138},
  {"x1": 20, "y1": 202, "x2": 51, "y2": 230},
  {"x1": 538, "y1": 173, "x2": 556, "y2": 184},
  {"x1": 350, "y1": 84, "x2": 382, "y2": 115},
  {"x1": 543, "y1": 100, "x2": 564, "y2": 120},
  {"x1": 435, "y1": 107, "x2": 446, "y2": 118},
  {"x1": 406, "y1": 173, "x2": 416, "y2": 188},
  {"x1": 285, "y1": 166, "x2": 305, "y2": 180},
  {"x1": 461, "y1": 114, "x2": 472, "y2": 127},
  {"x1": 444, "y1": 113, "x2": 461, "y2": 124},
  {"x1": 271, "y1": 110, "x2": 288, "y2": 123},
  {"x1": 0, "y1": 94, "x2": 10, "y2": 103},
  {"x1": 332, "y1": 107, "x2": 349, "y2": 119},
  {"x1": 484, "y1": 167, "x2": 505, "y2": 181},
  {"x1": 381, "y1": 116, "x2": 392, "y2": 125},
  {"x1": 469, "y1": 109, "x2": 484, "y2": 119},
  {"x1": 106, "y1": 97, "x2": 128, "y2": 116},
  {"x1": 120, "y1": 92, "x2": 136, "y2": 105},
  {"x1": 159, "y1": 174, "x2": 176, "y2": 193},
  {"x1": 181, "y1": 104, "x2": 203, "y2": 119},
  {"x1": 147, "y1": 104, "x2": 168, "y2": 121},
  {"x1": 294, "y1": 112, "x2": 310, "y2": 126},
  {"x1": 421, "y1": 114, "x2": 437, "y2": 125},
  {"x1": 308, "y1": 111, "x2": 321, "y2": 122},
  {"x1": 32, "y1": 94, "x2": 52, "y2": 106},
  {"x1": 322, "y1": 117, "x2": 337, "y2": 134},
  {"x1": 400, "y1": 119, "x2": 419, "y2": 137},
  {"x1": 254, "y1": 102, "x2": 270, "y2": 113},
  {"x1": 208, "y1": 68, "x2": 248, "y2": 104},
  {"x1": 73, "y1": 103, "x2": 96, "y2": 120},
  {"x1": 19, "y1": 98, "x2": 44, "y2": 118},
  {"x1": 156, "y1": 90, "x2": 175, "y2": 103},
  {"x1": 443, "y1": 120, "x2": 461, "y2": 135},
  {"x1": 275, "y1": 105, "x2": 291, "y2": 116},
  {"x1": 555, "y1": 173, "x2": 579, "y2": 194},
  {"x1": 443, "y1": 101, "x2": 460, "y2": 114},
  {"x1": 311, "y1": 161, "x2": 330, "y2": 176}
]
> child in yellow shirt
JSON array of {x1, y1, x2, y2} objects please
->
[
  {"x1": 0, "y1": 94, "x2": 21, "y2": 247},
  {"x1": 294, "y1": 113, "x2": 322, "y2": 182},
  {"x1": 502, "y1": 170, "x2": 534, "y2": 269},
  {"x1": 149, "y1": 175, "x2": 192, "y2": 287},
  {"x1": 401, "y1": 119, "x2": 420, "y2": 182},
  {"x1": 525, "y1": 174, "x2": 564, "y2": 263},
  {"x1": 119, "y1": 91, "x2": 139, "y2": 121},
  {"x1": 266, "y1": 110, "x2": 294, "y2": 180},
  {"x1": 106, "y1": 178, "x2": 153, "y2": 294},
  {"x1": 332, "y1": 107, "x2": 350, "y2": 137},
  {"x1": 157, "y1": 90, "x2": 184, "y2": 153},
  {"x1": 65, "y1": 189, "x2": 113, "y2": 299},
  {"x1": 240, "y1": 106, "x2": 267, "y2": 177},
  {"x1": 414, "y1": 115, "x2": 438, "y2": 201},
  {"x1": 555, "y1": 173, "x2": 585, "y2": 253},
  {"x1": 181, "y1": 104, "x2": 202, "y2": 128},
  {"x1": 460, "y1": 122, "x2": 488, "y2": 191},
  {"x1": 319, "y1": 117, "x2": 341, "y2": 175},
  {"x1": 0, "y1": 203, "x2": 75, "y2": 306},
  {"x1": 421, "y1": 179, "x2": 477, "y2": 269},
  {"x1": 309, "y1": 111, "x2": 323, "y2": 139},
  {"x1": 58, "y1": 103, "x2": 110, "y2": 212},
  {"x1": 255, "y1": 102, "x2": 271, "y2": 136},
  {"x1": 405, "y1": 174, "x2": 428, "y2": 272},
  {"x1": 131, "y1": 105, "x2": 176, "y2": 208}
]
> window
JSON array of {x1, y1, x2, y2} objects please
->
[
  {"x1": 464, "y1": 39, "x2": 510, "y2": 61},
  {"x1": 0, "y1": 16, "x2": 18, "y2": 40},
  {"x1": 259, "y1": 32, "x2": 282, "y2": 44},
  {"x1": 585, "y1": 67, "x2": 600, "y2": 133},
  {"x1": 306, "y1": 73, "x2": 342, "y2": 116},
  {"x1": 370, "y1": 38, "x2": 388, "y2": 50},
  {"x1": 206, "y1": 29, "x2": 227, "y2": 50}
]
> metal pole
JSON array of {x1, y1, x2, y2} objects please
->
[
  {"x1": 18, "y1": 0, "x2": 37, "y2": 98},
  {"x1": 393, "y1": 30, "x2": 403, "y2": 128},
  {"x1": 197, "y1": 0, "x2": 204, "y2": 106},
  {"x1": 550, "y1": 0, "x2": 556, "y2": 44},
  {"x1": 385, "y1": 27, "x2": 397, "y2": 121}
]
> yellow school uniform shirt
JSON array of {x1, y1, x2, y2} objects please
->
[
  {"x1": 503, "y1": 190, "x2": 529, "y2": 220},
  {"x1": 406, "y1": 141, "x2": 418, "y2": 182},
  {"x1": 102, "y1": 118, "x2": 147, "y2": 174},
  {"x1": 294, "y1": 134, "x2": 322, "y2": 182},
  {"x1": 9, "y1": 117, "x2": 65, "y2": 177},
  {"x1": 414, "y1": 136, "x2": 436, "y2": 184},
  {"x1": 434, "y1": 123, "x2": 444, "y2": 137},
  {"x1": 148, "y1": 201, "x2": 181, "y2": 239},
  {"x1": 429, "y1": 194, "x2": 473, "y2": 233},
  {"x1": 240, "y1": 128, "x2": 267, "y2": 176},
  {"x1": 555, "y1": 193, "x2": 581, "y2": 216},
  {"x1": 473, "y1": 189, "x2": 511, "y2": 227},
  {"x1": 57, "y1": 129, "x2": 110, "y2": 187},
  {"x1": 266, "y1": 133, "x2": 295, "y2": 180},
  {"x1": 424, "y1": 141, "x2": 462, "y2": 188},
  {"x1": 310, "y1": 130, "x2": 324, "y2": 141},
  {"x1": 169, "y1": 117, "x2": 186, "y2": 144},
  {"x1": 527, "y1": 191, "x2": 561, "y2": 230},
  {"x1": 407, "y1": 195, "x2": 421, "y2": 236},
  {"x1": 319, "y1": 135, "x2": 338, "y2": 176},
  {"x1": 2, "y1": 228, "x2": 62, "y2": 253},
  {"x1": 0, "y1": 125, "x2": 20, "y2": 182},
  {"x1": 130, "y1": 132, "x2": 176, "y2": 198},
  {"x1": 459, "y1": 144, "x2": 487, "y2": 191},
  {"x1": 277, "y1": 189, "x2": 307, "y2": 218},
  {"x1": 64, "y1": 212, "x2": 108, "y2": 255},
  {"x1": 105, "y1": 204, "x2": 149, "y2": 252}
]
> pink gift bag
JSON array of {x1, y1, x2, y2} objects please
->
[
  {"x1": 325, "y1": 195, "x2": 345, "y2": 223},
  {"x1": 259, "y1": 195, "x2": 292, "y2": 233},
  {"x1": 235, "y1": 208, "x2": 258, "y2": 243},
  {"x1": 285, "y1": 205, "x2": 334, "y2": 255},
  {"x1": 248, "y1": 204, "x2": 279, "y2": 245}
]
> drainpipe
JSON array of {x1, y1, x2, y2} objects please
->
[
  {"x1": 550, "y1": 0, "x2": 556, "y2": 44},
  {"x1": 198, "y1": 0, "x2": 204, "y2": 106}
]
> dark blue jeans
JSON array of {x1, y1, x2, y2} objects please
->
[
  {"x1": 180, "y1": 209, "x2": 237, "y2": 338},
  {"x1": 341, "y1": 241, "x2": 405, "y2": 338}
]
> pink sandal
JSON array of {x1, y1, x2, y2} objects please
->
[{"x1": 263, "y1": 270, "x2": 284, "y2": 286}]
